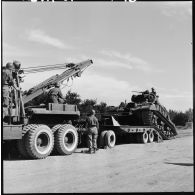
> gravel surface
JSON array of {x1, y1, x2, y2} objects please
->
[{"x1": 3, "y1": 128, "x2": 193, "y2": 193}]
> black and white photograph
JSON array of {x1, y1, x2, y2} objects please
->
[{"x1": 1, "y1": 0, "x2": 193, "y2": 193}]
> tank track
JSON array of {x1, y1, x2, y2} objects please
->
[{"x1": 141, "y1": 110, "x2": 177, "y2": 140}]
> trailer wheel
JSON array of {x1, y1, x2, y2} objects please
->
[
  {"x1": 55, "y1": 124, "x2": 78, "y2": 155},
  {"x1": 137, "y1": 132, "x2": 148, "y2": 144},
  {"x1": 105, "y1": 130, "x2": 116, "y2": 148},
  {"x1": 98, "y1": 131, "x2": 108, "y2": 148},
  {"x1": 25, "y1": 125, "x2": 54, "y2": 159},
  {"x1": 148, "y1": 130, "x2": 154, "y2": 143}
]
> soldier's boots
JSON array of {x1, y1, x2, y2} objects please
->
[
  {"x1": 86, "y1": 146, "x2": 100, "y2": 154},
  {"x1": 93, "y1": 148, "x2": 99, "y2": 153},
  {"x1": 87, "y1": 148, "x2": 99, "y2": 154},
  {"x1": 87, "y1": 148, "x2": 93, "y2": 154}
]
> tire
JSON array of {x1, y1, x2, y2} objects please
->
[
  {"x1": 55, "y1": 124, "x2": 78, "y2": 155},
  {"x1": 138, "y1": 132, "x2": 148, "y2": 144},
  {"x1": 17, "y1": 134, "x2": 29, "y2": 159},
  {"x1": 51, "y1": 124, "x2": 62, "y2": 154},
  {"x1": 25, "y1": 125, "x2": 54, "y2": 159},
  {"x1": 105, "y1": 130, "x2": 116, "y2": 148},
  {"x1": 17, "y1": 124, "x2": 37, "y2": 158},
  {"x1": 148, "y1": 130, "x2": 154, "y2": 143},
  {"x1": 51, "y1": 124, "x2": 62, "y2": 133},
  {"x1": 22, "y1": 124, "x2": 37, "y2": 136},
  {"x1": 98, "y1": 131, "x2": 108, "y2": 148}
]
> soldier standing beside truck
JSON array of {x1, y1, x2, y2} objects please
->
[{"x1": 86, "y1": 109, "x2": 99, "y2": 154}]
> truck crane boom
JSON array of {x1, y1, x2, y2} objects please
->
[
  {"x1": 3, "y1": 59, "x2": 93, "y2": 159},
  {"x1": 22, "y1": 59, "x2": 93, "y2": 105}
]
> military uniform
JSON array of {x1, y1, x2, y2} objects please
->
[
  {"x1": 3, "y1": 64, "x2": 15, "y2": 120},
  {"x1": 47, "y1": 87, "x2": 64, "y2": 103},
  {"x1": 151, "y1": 88, "x2": 159, "y2": 104},
  {"x1": 151, "y1": 88, "x2": 157, "y2": 96},
  {"x1": 86, "y1": 112, "x2": 99, "y2": 153},
  {"x1": 3, "y1": 67, "x2": 13, "y2": 107}
]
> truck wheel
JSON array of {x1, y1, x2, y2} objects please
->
[
  {"x1": 137, "y1": 132, "x2": 148, "y2": 144},
  {"x1": 55, "y1": 124, "x2": 78, "y2": 155},
  {"x1": 148, "y1": 130, "x2": 154, "y2": 143},
  {"x1": 17, "y1": 124, "x2": 38, "y2": 158},
  {"x1": 105, "y1": 130, "x2": 116, "y2": 148},
  {"x1": 25, "y1": 125, "x2": 54, "y2": 159},
  {"x1": 51, "y1": 124, "x2": 62, "y2": 154},
  {"x1": 51, "y1": 124, "x2": 62, "y2": 133},
  {"x1": 98, "y1": 131, "x2": 108, "y2": 148},
  {"x1": 17, "y1": 134, "x2": 29, "y2": 159}
]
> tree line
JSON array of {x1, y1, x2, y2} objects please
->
[
  {"x1": 65, "y1": 90, "x2": 193, "y2": 126},
  {"x1": 168, "y1": 108, "x2": 193, "y2": 126}
]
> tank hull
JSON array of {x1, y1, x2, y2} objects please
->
[{"x1": 129, "y1": 103, "x2": 177, "y2": 139}]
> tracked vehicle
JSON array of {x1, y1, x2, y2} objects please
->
[
  {"x1": 98, "y1": 89, "x2": 177, "y2": 148},
  {"x1": 125, "y1": 90, "x2": 177, "y2": 139}
]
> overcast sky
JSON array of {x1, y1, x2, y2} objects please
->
[{"x1": 2, "y1": 1, "x2": 192, "y2": 111}]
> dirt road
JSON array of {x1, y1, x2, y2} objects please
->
[{"x1": 3, "y1": 128, "x2": 194, "y2": 193}]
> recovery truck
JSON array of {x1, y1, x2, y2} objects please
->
[
  {"x1": 97, "y1": 90, "x2": 178, "y2": 149},
  {"x1": 3, "y1": 59, "x2": 93, "y2": 159}
]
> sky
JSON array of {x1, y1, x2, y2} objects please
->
[{"x1": 1, "y1": 1, "x2": 193, "y2": 112}]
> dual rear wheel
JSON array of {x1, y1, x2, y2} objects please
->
[
  {"x1": 17, "y1": 124, "x2": 54, "y2": 159},
  {"x1": 54, "y1": 124, "x2": 78, "y2": 155},
  {"x1": 17, "y1": 124, "x2": 78, "y2": 159},
  {"x1": 99, "y1": 130, "x2": 116, "y2": 149}
]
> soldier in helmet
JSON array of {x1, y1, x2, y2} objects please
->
[
  {"x1": 13, "y1": 60, "x2": 21, "y2": 71},
  {"x1": 3, "y1": 62, "x2": 15, "y2": 119},
  {"x1": 85, "y1": 109, "x2": 99, "y2": 154},
  {"x1": 151, "y1": 87, "x2": 160, "y2": 104},
  {"x1": 3, "y1": 62, "x2": 18, "y2": 106},
  {"x1": 151, "y1": 87, "x2": 156, "y2": 96},
  {"x1": 47, "y1": 82, "x2": 64, "y2": 104},
  {"x1": 142, "y1": 89, "x2": 150, "y2": 101}
]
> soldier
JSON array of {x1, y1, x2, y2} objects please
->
[
  {"x1": 13, "y1": 60, "x2": 21, "y2": 71},
  {"x1": 151, "y1": 87, "x2": 157, "y2": 96},
  {"x1": 3, "y1": 63, "x2": 14, "y2": 107},
  {"x1": 3, "y1": 62, "x2": 16, "y2": 119},
  {"x1": 47, "y1": 82, "x2": 64, "y2": 104},
  {"x1": 141, "y1": 89, "x2": 149, "y2": 102},
  {"x1": 85, "y1": 109, "x2": 99, "y2": 154}
]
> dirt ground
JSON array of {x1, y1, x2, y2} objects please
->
[{"x1": 3, "y1": 128, "x2": 194, "y2": 193}]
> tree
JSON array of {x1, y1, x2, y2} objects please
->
[
  {"x1": 79, "y1": 99, "x2": 97, "y2": 114},
  {"x1": 64, "y1": 90, "x2": 82, "y2": 105},
  {"x1": 185, "y1": 108, "x2": 193, "y2": 122},
  {"x1": 95, "y1": 102, "x2": 107, "y2": 114},
  {"x1": 172, "y1": 112, "x2": 188, "y2": 126},
  {"x1": 119, "y1": 102, "x2": 126, "y2": 109},
  {"x1": 169, "y1": 109, "x2": 193, "y2": 126},
  {"x1": 168, "y1": 109, "x2": 177, "y2": 121}
]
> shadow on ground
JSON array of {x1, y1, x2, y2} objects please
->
[{"x1": 165, "y1": 162, "x2": 193, "y2": 166}]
